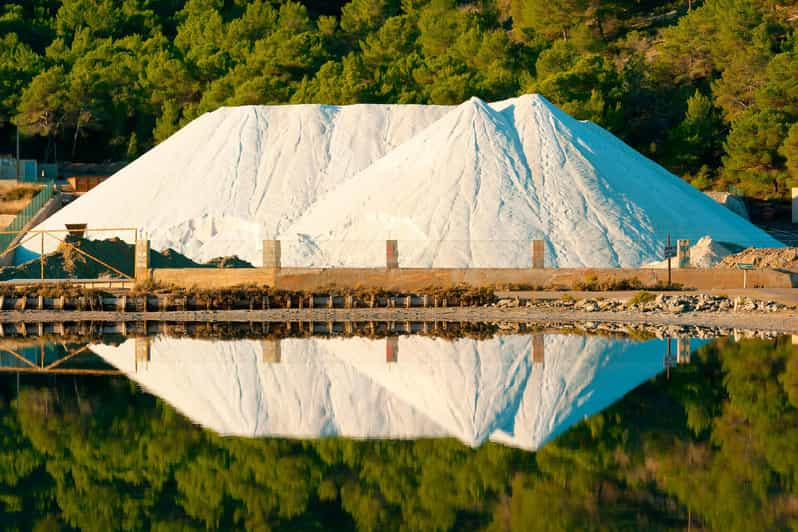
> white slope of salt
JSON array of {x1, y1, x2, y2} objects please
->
[
  {"x1": 22, "y1": 103, "x2": 450, "y2": 264},
  {"x1": 283, "y1": 94, "x2": 780, "y2": 267},
  {"x1": 24, "y1": 94, "x2": 780, "y2": 267},
  {"x1": 90, "y1": 334, "x2": 675, "y2": 450},
  {"x1": 281, "y1": 97, "x2": 545, "y2": 267}
]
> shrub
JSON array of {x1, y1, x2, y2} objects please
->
[{"x1": 628, "y1": 291, "x2": 656, "y2": 306}]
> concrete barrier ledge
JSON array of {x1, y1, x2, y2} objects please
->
[{"x1": 149, "y1": 267, "x2": 794, "y2": 291}]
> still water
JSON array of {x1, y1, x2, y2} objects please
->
[{"x1": 0, "y1": 331, "x2": 794, "y2": 530}]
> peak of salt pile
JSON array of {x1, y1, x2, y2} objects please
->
[
  {"x1": 90, "y1": 335, "x2": 673, "y2": 450},
  {"x1": 25, "y1": 94, "x2": 780, "y2": 267}
]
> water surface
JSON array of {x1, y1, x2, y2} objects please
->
[{"x1": 0, "y1": 332, "x2": 794, "y2": 530}]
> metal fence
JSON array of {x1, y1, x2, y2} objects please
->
[
  {"x1": 0, "y1": 181, "x2": 56, "y2": 255},
  {"x1": 0, "y1": 159, "x2": 51, "y2": 181}
]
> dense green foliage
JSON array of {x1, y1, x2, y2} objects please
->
[
  {"x1": 0, "y1": 0, "x2": 797, "y2": 198},
  {"x1": 0, "y1": 336, "x2": 796, "y2": 530}
]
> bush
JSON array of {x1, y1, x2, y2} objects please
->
[
  {"x1": 574, "y1": 275, "x2": 644, "y2": 291},
  {"x1": 628, "y1": 291, "x2": 656, "y2": 306}
]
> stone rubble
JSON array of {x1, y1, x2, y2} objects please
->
[
  {"x1": 490, "y1": 320, "x2": 785, "y2": 339},
  {"x1": 492, "y1": 293, "x2": 791, "y2": 314}
]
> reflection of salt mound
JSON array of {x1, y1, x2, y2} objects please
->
[
  {"x1": 91, "y1": 334, "x2": 673, "y2": 451},
  {"x1": 27, "y1": 94, "x2": 779, "y2": 267}
]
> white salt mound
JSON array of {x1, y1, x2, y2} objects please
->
[
  {"x1": 645, "y1": 236, "x2": 732, "y2": 269},
  {"x1": 24, "y1": 94, "x2": 781, "y2": 267},
  {"x1": 91, "y1": 334, "x2": 673, "y2": 450}
]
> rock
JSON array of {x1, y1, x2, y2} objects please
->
[{"x1": 583, "y1": 301, "x2": 599, "y2": 312}]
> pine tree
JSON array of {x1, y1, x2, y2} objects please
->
[
  {"x1": 781, "y1": 122, "x2": 798, "y2": 185},
  {"x1": 511, "y1": 0, "x2": 589, "y2": 41},
  {"x1": 665, "y1": 90, "x2": 723, "y2": 178},
  {"x1": 721, "y1": 109, "x2": 789, "y2": 198}
]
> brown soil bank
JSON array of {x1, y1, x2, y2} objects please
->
[{"x1": 717, "y1": 247, "x2": 798, "y2": 272}]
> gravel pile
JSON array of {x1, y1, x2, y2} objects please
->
[{"x1": 716, "y1": 247, "x2": 798, "y2": 271}]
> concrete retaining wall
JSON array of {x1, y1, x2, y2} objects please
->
[
  {"x1": 153, "y1": 268, "x2": 276, "y2": 289},
  {"x1": 150, "y1": 266, "x2": 794, "y2": 291}
]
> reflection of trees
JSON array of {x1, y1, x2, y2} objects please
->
[{"x1": 0, "y1": 337, "x2": 795, "y2": 530}]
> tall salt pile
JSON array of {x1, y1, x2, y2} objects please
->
[{"x1": 25, "y1": 94, "x2": 780, "y2": 267}]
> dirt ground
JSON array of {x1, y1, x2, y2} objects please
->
[
  {"x1": 716, "y1": 247, "x2": 798, "y2": 272},
  {"x1": 0, "y1": 214, "x2": 15, "y2": 229},
  {"x1": 0, "y1": 181, "x2": 42, "y2": 216}
]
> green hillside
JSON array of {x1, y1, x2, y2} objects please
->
[{"x1": 1, "y1": 0, "x2": 797, "y2": 199}]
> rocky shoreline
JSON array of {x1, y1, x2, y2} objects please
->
[
  {"x1": 1, "y1": 303, "x2": 796, "y2": 334},
  {"x1": 496, "y1": 293, "x2": 791, "y2": 314}
]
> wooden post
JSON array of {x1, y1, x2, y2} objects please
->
[
  {"x1": 532, "y1": 240, "x2": 544, "y2": 269},
  {"x1": 386, "y1": 240, "x2": 399, "y2": 269}
]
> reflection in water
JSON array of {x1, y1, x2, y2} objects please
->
[
  {"x1": 0, "y1": 334, "x2": 795, "y2": 530},
  {"x1": 89, "y1": 334, "x2": 694, "y2": 450}
]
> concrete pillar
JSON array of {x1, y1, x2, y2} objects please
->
[
  {"x1": 677, "y1": 337, "x2": 691, "y2": 364},
  {"x1": 386, "y1": 336, "x2": 398, "y2": 363},
  {"x1": 532, "y1": 334, "x2": 544, "y2": 364},
  {"x1": 134, "y1": 239, "x2": 150, "y2": 284},
  {"x1": 262, "y1": 339, "x2": 281, "y2": 363},
  {"x1": 664, "y1": 338, "x2": 677, "y2": 369},
  {"x1": 532, "y1": 240, "x2": 545, "y2": 269},
  {"x1": 134, "y1": 336, "x2": 150, "y2": 372},
  {"x1": 386, "y1": 240, "x2": 399, "y2": 269},
  {"x1": 677, "y1": 239, "x2": 691, "y2": 269},
  {"x1": 263, "y1": 240, "x2": 281, "y2": 269},
  {"x1": 793, "y1": 188, "x2": 798, "y2": 223}
]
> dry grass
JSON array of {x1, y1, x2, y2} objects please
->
[
  {"x1": 0, "y1": 182, "x2": 42, "y2": 215},
  {"x1": 128, "y1": 282, "x2": 498, "y2": 308},
  {"x1": 572, "y1": 275, "x2": 684, "y2": 291}
]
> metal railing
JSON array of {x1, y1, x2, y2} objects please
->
[{"x1": 0, "y1": 181, "x2": 56, "y2": 255}]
